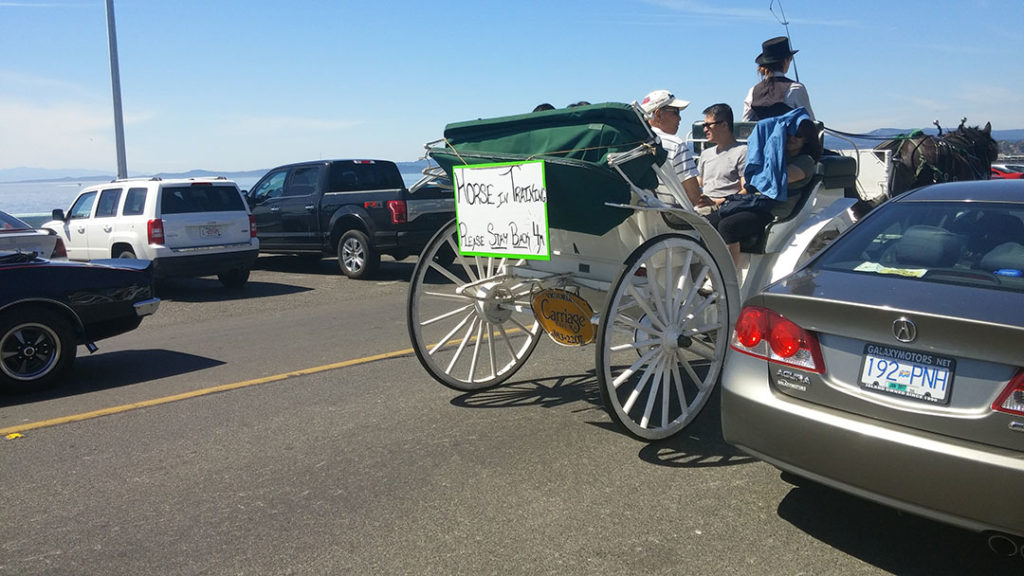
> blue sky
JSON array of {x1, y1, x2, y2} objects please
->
[{"x1": 2, "y1": 0, "x2": 1022, "y2": 175}]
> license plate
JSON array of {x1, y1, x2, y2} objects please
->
[
  {"x1": 859, "y1": 344, "x2": 955, "y2": 405},
  {"x1": 199, "y1": 226, "x2": 222, "y2": 238}
]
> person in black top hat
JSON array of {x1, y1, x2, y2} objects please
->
[{"x1": 741, "y1": 36, "x2": 815, "y2": 122}]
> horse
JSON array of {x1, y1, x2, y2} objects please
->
[{"x1": 878, "y1": 119, "x2": 999, "y2": 197}]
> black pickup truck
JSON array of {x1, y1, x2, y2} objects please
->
[{"x1": 246, "y1": 159, "x2": 455, "y2": 279}]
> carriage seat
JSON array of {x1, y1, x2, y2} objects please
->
[{"x1": 736, "y1": 155, "x2": 857, "y2": 254}]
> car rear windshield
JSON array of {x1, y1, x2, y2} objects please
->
[
  {"x1": 160, "y1": 185, "x2": 245, "y2": 214},
  {"x1": 327, "y1": 162, "x2": 404, "y2": 192},
  {"x1": 0, "y1": 211, "x2": 32, "y2": 230},
  {"x1": 814, "y1": 202, "x2": 1024, "y2": 293}
]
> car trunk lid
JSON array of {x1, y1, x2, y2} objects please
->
[{"x1": 756, "y1": 270, "x2": 1024, "y2": 452}]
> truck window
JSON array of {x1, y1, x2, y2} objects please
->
[
  {"x1": 252, "y1": 170, "x2": 287, "y2": 202},
  {"x1": 284, "y1": 166, "x2": 321, "y2": 197},
  {"x1": 328, "y1": 162, "x2": 403, "y2": 192}
]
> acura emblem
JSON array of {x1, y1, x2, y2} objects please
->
[{"x1": 892, "y1": 318, "x2": 917, "y2": 343}]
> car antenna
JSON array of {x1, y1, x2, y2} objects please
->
[{"x1": 769, "y1": 0, "x2": 799, "y2": 83}]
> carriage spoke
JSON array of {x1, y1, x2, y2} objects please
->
[
  {"x1": 445, "y1": 317, "x2": 478, "y2": 373},
  {"x1": 467, "y1": 321, "x2": 484, "y2": 383},
  {"x1": 428, "y1": 310, "x2": 476, "y2": 356},
  {"x1": 640, "y1": 356, "x2": 667, "y2": 429},
  {"x1": 431, "y1": 261, "x2": 471, "y2": 286},
  {"x1": 625, "y1": 283, "x2": 665, "y2": 331},
  {"x1": 486, "y1": 323, "x2": 497, "y2": 379},
  {"x1": 419, "y1": 303, "x2": 475, "y2": 327},
  {"x1": 669, "y1": 360, "x2": 690, "y2": 422},
  {"x1": 670, "y1": 250, "x2": 695, "y2": 325},
  {"x1": 621, "y1": 351, "x2": 659, "y2": 413}
]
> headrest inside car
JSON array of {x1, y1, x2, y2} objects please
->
[{"x1": 888, "y1": 225, "x2": 961, "y2": 268}]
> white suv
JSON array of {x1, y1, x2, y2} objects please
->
[{"x1": 44, "y1": 177, "x2": 258, "y2": 288}]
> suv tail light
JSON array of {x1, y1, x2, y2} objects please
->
[
  {"x1": 51, "y1": 237, "x2": 67, "y2": 259},
  {"x1": 993, "y1": 370, "x2": 1024, "y2": 416},
  {"x1": 730, "y1": 305, "x2": 825, "y2": 372},
  {"x1": 249, "y1": 214, "x2": 257, "y2": 238},
  {"x1": 387, "y1": 200, "x2": 407, "y2": 224},
  {"x1": 147, "y1": 218, "x2": 165, "y2": 245}
]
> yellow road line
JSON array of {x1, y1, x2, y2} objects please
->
[{"x1": 1, "y1": 347, "x2": 415, "y2": 437}]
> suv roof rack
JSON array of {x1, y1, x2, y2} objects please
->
[{"x1": 110, "y1": 176, "x2": 163, "y2": 183}]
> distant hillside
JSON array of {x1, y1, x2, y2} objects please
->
[
  {"x1": 824, "y1": 128, "x2": 1024, "y2": 152},
  {"x1": 1, "y1": 162, "x2": 432, "y2": 183},
  {"x1": 5, "y1": 133, "x2": 1024, "y2": 183}
]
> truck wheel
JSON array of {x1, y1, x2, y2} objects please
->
[
  {"x1": 217, "y1": 268, "x2": 250, "y2": 289},
  {"x1": 338, "y1": 230, "x2": 379, "y2": 279},
  {"x1": 117, "y1": 248, "x2": 137, "y2": 259},
  {"x1": 0, "y1": 306, "x2": 78, "y2": 394}
]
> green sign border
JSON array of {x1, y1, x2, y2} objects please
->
[{"x1": 452, "y1": 160, "x2": 551, "y2": 261}]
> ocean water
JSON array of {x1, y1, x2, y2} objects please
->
[{"x1": 0, "y1": 173, "x2": 425, "y2": 220}]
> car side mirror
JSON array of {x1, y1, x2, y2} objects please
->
[{"x1": 51, "y1": 208, "x2": 66, "y2": 221}]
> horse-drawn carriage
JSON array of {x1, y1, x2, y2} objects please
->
[{"x1": 404, "y1": 102, "x2": 989, "y2": 440}]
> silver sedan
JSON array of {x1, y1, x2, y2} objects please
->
[{"x1": 721, "y1": 179, "x2": 1024, "y2": 552}]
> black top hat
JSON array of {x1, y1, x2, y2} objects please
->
[{"x1": 755, "y1": 36, "x2": 798, "y2": 65}]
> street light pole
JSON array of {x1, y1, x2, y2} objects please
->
[{"x1": 105, "y1": 0, "x2": 128, "y2": 179}]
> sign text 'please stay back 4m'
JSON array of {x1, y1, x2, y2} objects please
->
[{"x1": 453, "y1": 160, "x2": 550, "y2": 260}]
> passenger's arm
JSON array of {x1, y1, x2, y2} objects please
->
[{"x1": 682, "y1": 176, "x2": 703, "y2": 207}]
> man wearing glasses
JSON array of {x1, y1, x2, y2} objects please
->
[
  {"x1": 639, "y1": 89, "x2": 702, "y2": 207},
  {"x1": 697, "y1": 103, "x2": 747, "y2": 212}
]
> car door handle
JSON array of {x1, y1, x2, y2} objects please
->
[
  {"x1": 270, "y1": 207, "x2": 280, "y2": 212},
  {"x1": 305, "y1": 205, "x2": 315, "y2": 211},
  {"x1": 76, "y1": 227, "x2": 86, "y2": 234},
  {"x1": 103, "y1": 225, "x2": 112, "y2": 232}
]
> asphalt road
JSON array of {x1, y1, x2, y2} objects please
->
[{"x1": 1, "y1": 255, "x2": 1020, "y2": 575}]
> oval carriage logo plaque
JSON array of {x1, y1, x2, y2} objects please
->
[{"x1": 531, "y1": 289, "x2": 596, "y2": 347}]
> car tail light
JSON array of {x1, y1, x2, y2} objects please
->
[
  {"x1": 147, "y1": 218, "x2": 165, "y2": 245},
  {"x1": 51, "y1": 237, "x2": 67, "y2": 259},
  {"x1": 730, "y1": 305, "x2": 825, "y2": 372},
  {"x1": 387, "y1": 200, "x2": 407, "y2": 224},
  {"x1": 993, "y1": 370, "x2": 1024, "y2": 416},
  {"x1": 249, "y1": 214, "x2": 257, "y2": 238}
]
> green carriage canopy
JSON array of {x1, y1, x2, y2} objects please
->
[{"x1": 428, "y1": 103, "x2": 666, "y2": 236}]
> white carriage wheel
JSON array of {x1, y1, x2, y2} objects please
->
[
  {"x1": 596, "y1": 234, "x2": 731, "y2": 440},
  {"x1": 407, "y1": 220, "x2": 543, "y2": 391}
]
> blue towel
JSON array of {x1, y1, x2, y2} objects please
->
[{"x1": 743, "y1": 107, "x2": 812, "y2": 201}]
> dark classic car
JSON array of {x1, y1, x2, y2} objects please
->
[{"x1": 0, "y1": 251, "x2": 160, "y2": 393}]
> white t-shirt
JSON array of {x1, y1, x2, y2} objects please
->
[{"x1": 742, "y1": 72, "x2": 815, "y2": 121}]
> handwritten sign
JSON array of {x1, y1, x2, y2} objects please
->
[{"x1": 453, "y1": 160, "x2": 550, "y2": 260}]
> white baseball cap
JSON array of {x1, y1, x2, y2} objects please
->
[{"x1": 640, "y1": 89, "x2": 690, "y2": 115}]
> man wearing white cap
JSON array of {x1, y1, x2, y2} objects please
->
[{"x1": 640, "y1": 89, "x2": 702, "y2": 206}]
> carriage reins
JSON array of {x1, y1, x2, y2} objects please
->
[{"x1": 827, "y1": 126, "x2": 993, "y2": 185}]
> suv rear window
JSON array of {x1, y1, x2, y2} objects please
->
[
  {"x1": 328, "y1": 162, "x2": 404, "y2": 192},
  {"x1": 161, "y1": 185, "x2": 245, "y2": 214}
]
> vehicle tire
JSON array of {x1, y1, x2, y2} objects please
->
[
  {"x1": 407, "y1": 220, "x2": 542, "y2": 391},
  {"x1": 338, "y1": 229, "x2": 379, "y2": 279},
  {"x1": 117, "y1": 248, "x2": 137, "y2": 259},
  {"x1": 595, "y1": 234, "x2": 730, "y2": 440},
  {"x1": 0, "y1": 306, "x2": 78, "y2": 394},
  {"x1": 217, "y1": 267, "x2": 250, "y2": 289}
]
